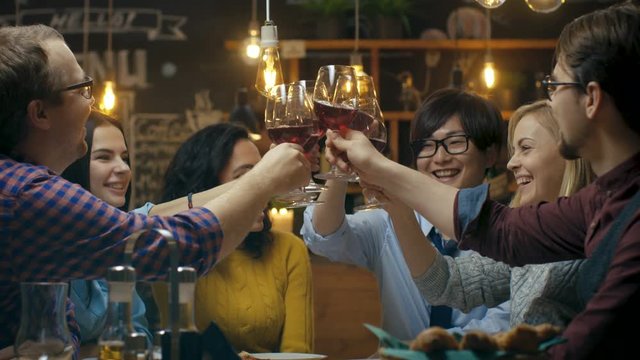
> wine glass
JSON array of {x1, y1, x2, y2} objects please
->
[
  {"x1": 312, "y1": 65, "x2": 359, "y2": 181},
  {"x1": 265, "y1": 83, "x2": 322, "y2": 208},
  {"x1": 354, "y1": 101, "x2": 388, "y2": 212},
  {"x1": 346, "y1": 73, "x2": 380, "y2": 184},
  {"x1": 291, "y1": 79, "x2": 329, "y2": 193},
  {"x1": 15, "y1": 282, "x2": 74, "y2": 360}
]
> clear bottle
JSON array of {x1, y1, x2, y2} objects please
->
[
  {"x1": 99, "y1": 265, "x2": 149, "y2": 360},
  {"x1": 151, "y1": 330, "x2": 165, "y2": 360}
]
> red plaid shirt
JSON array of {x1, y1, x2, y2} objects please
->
[{"x1": 0, "y1": 155, "x2": 223, "y2": 349}]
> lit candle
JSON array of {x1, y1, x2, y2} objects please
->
[{"x1": 269, "y1": 208, "x2": 293, "y2": 233}]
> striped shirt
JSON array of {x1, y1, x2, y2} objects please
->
[{"x1": 0, "y1": 155, "x2": 223, "y2": 349}]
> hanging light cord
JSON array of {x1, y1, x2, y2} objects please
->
[
  {"x1": 83, "y1": 0, "x2": 90, "y2": 66},
  {"x1": 486, "y1": 8, "x2": 492, "y2": 58},
  {"x1": 354, "y1": 0, "x2": 360, "y2": 52},
  {"x1": 265, "y1": 0, "x2": 271, "y2": 23},
  {"x1": 107, "y1": 0, "x2": 113, "y2": 59},
  {"x1": 14, "y1": 0, "x2": 20, "y2": 25},
  {"x1": 252, "y1": 0, "x2": 257, "y2": 22}
]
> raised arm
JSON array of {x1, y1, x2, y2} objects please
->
[
  {"x1": 166, "y1": 143, "x2": 310, "y2": 259},
  {"x1": 326, "y1": 130, "x2": 458, "y2": 239},
  {"x1": 311, "y1": 180, "x2": 348, "y2": 236},
  {"x1": 385, "y1": 200, "x2": 438, "y2": 277},
  {"x1": 148, "y1": 181, "x2": 235, "y2": 216}
]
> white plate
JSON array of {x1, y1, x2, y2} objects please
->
[{"x1": 251, "y1": 353, "x2": 327, "y2": 360}]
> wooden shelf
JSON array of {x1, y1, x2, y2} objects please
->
[
  {"x1": 385, "y1": 110, "x2": 512, "y2": 122},
  {"x1": 227, "y1": 38, "x2": 549, "y2": 163},
  {"x1": 225, "y1": 38, "x2": 556, "y2": 51}
]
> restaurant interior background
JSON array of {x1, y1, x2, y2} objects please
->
[{"x1": 0, "y1": 0, "x2": 621, "y2": 357}]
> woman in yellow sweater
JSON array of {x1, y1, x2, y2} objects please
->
[{"x1": 154, "y1": 123, "x2": 313, "y2": 353}]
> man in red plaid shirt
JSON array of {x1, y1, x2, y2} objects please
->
[{"x1": 0, "y1": 24, "x2": 310, "y2": 356}]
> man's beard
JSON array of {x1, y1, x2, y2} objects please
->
[{"x1": 559, "y1": 136, "x2": 581, "y2": 160}]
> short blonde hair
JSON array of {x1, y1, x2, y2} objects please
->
[{"x1": 507, "y1": 100, "x2": 594, "y2": 207}]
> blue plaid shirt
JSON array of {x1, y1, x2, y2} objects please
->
[{"x1": 0, "y1": 155, "x2": 223, "y2": 350}]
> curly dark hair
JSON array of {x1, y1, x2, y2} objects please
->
[
  {"x1": 0, "y1": 25, "x2": 65, "y2": 156},
  {"x1": 161, "y1": 123, "x2": 272, "y2": 258}
]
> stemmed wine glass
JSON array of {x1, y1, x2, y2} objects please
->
[
  {"x1": 292, "y1": 79, "x2": 329, "y2": 193},
  {"x1": 353, "y1": 101, "x2": 388, "y2": 212},
  {"x1": 265, "y1": 83, "x2": 322, "y2": 208},
  {"x1": 312, "y1": 65, "x2": 359, "y2": 181},
  {"x1": 352, "y1": 73, "x2": 378, "y2": 133}
]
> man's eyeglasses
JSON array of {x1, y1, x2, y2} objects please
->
[
  {"x1": 541, "y1": 75, "x2": 582, "y2": 101},
  {"x1": 410, "y1": 134, "x2": 470, "y2": 159},
  {"x1": 56, "y1": 76, "x2": 93, "y2": 99}
]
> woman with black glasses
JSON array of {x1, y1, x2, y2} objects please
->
[{"x1": 301, "y1": 88, "x2": 510, "y2": 341}]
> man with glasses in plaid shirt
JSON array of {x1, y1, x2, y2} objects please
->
[
  {"x1": 323, "y1": 1, "x2": 640, "y2": 358},
  {"x1": 0, "y1": 24, "x2": 310, "y2": 356}
]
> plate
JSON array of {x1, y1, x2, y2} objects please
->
[{"x1": 251, "y1": 353, "x2": 327, "y2": 360}]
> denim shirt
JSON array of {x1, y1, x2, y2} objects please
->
[
  {"x1": 301, "y1": 207, "x2": 510, "y2": 340},
  {"x1": 70, "y1": 279, "x2": 152, "y2": 344}
]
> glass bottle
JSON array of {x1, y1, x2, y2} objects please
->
[
  {"x1": 99, "y1": 265, "x2": 148, "y2": 360},
  {"x1": 14, "y1": 282, "x2": 73, "y2": 360},
  {"x1": 160, "y1": 266, "x2": 201, "y2": 360}
]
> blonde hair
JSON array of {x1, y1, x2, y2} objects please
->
[{"x1": 507, "y1": 100, "x2": 594, "y2": 207}]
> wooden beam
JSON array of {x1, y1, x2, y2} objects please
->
[{"x1": 225, "y1": 39, "x2": 557, "y2": 51}]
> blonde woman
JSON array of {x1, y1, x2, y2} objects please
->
[
  {"x1": 507, "y1": 101, "x2": 593, "y2": 207},
  {"x1": 403, "y1": 100, "x2": 594, "y2": 327}
]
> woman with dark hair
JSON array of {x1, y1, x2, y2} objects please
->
[
  {"x1": 153, "y1": 123, "x2": 313, "y2": 353},
  {"x1": 302, "y1": 88, "x2": 510, "y2": 341},
  {"x1": 61, "y1": 110, "x2": 152, "y2": 348}
]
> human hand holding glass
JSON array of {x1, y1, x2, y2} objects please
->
[
  {"x1": 291, "y1": 80, "x2": 329, "y2": 193},
  {"x1": 266, "y1": 83, "x2": 323, "y2": 208},
  {"x1": 312, "y1": 65, "x2": 359, "y2": 181},
  {"x1": 354, "y1": 101, "x2": 389, "y2": 212}
]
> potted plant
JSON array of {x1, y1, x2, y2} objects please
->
[
  {"x1": 362, "y1": 0, "x2": 412, "y2": 38},
  {"x1": 300, "y1": 0, "x2": 353, "y2": 38}
]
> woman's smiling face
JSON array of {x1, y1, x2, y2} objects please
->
[
  {"x1": 507, "y1": 114, "x2": 566, "y2": 205},
  {"x1": 89, "y1": 124, "x2": 131, "y2": 207}
]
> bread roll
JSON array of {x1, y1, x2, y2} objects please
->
[{"x1": 410, "y1": 326, "x2": 459, "y2": 352}]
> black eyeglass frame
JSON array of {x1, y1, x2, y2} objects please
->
[
  {"x1": 541, "y1": 75, "x2": 582, "y2": 101},
  {"x1": 55, "y1": 76, "x2": 94, "y2": 99},
  {"x1": 410, "y1": 134, "x2": 471, "y2": 159}
]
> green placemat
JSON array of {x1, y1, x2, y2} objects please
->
[{"x1": 364, "y1": 323, "x2": 566, "y2": 360}]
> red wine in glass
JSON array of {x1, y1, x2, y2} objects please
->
[
  {"x1": 314, "y1": 123, "x2": 327, "y2": 139},
  {"x1": 303, "y1": 134, "x2": 320, "y2": 153},
  {"x1": 370, "y1": 138, "x2": 387, "y2": 152},
  {"x1": 352, "y1": 110, "x2": 375, "y2": 132},
  {"x1": 301, "y1": 120, "x2": 324, "y2": 152},
  {"x1": 267, "y1": 124, "x2": 314, "y2": 147},
  {"x1": 313, "y1": 100, "x2": 357, "y2": 132}
]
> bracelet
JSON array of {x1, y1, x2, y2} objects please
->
[{"x1": 187, "y1": 192, "x2": 193, "y2": 209}]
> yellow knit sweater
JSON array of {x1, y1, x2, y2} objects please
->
[{"x1": 155, "y1": 230, "x2": 313, "y2": 353}]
